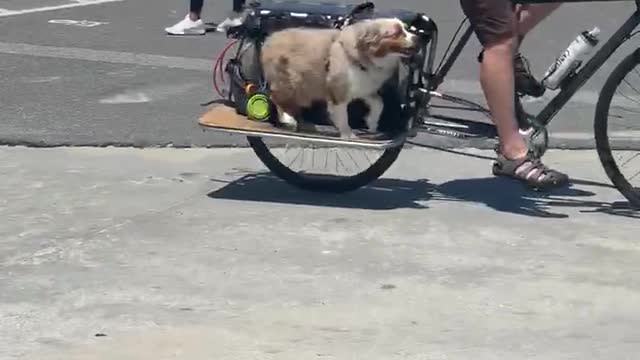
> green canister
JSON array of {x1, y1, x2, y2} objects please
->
[{"x1": 246, "y1": 93, "x2": 271, "y2": 121}]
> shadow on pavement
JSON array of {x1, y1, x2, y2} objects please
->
[
  {"x1": 435, "y1": 177, "x2": 639, "y2": 218},
  {"x1": 562, "y1": 200, "x2": 640, "y2": 219},
  {"x1": 434, "y1": 177, "x2": 598, "y2": 218},
  {"x1": 208, "y1": 172, "x2": 433, "y2": 210},
  {"x1": 208, "y1": 172, "x2": 638, "y2": 218}
]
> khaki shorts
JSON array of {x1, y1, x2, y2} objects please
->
[{"x1": 459, "y1": 0, "x2": 517, "y2": 46}]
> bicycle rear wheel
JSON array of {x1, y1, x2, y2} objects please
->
[
  {"x1": 248, "y1": 137, "x2": 404, "y2": 193},
  {"x1": 594, "y1": 49, "x2": 640, "y2": 208}
]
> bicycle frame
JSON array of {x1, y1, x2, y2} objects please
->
[{"x1": 423, "y1": 0, "x2": 640, "y2": 128}]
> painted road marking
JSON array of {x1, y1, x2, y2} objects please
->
[
  {"x1": 48, "y1": 19, "x2": 109, "y2": 27},
  {"x1": 0, "y1": 41, "x2": 212, "y2": 71},
  {"x1": 0, "y1": 0, "x2": 124, "y2": 17},
  {"x1": 99, "y1": 92, "x2": 151, "y2": 104}
]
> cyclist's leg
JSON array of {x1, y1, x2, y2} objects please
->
[
  {"x1": 461, "y1": 0, "x2": 526, "y2": 155},
  {"x1": 511, "y1": 3, "x2": 561, "y2": 96},
  {"x1": 475, "y1": 4, "x2": 560, "y2": 97},
  {"x1": 516, "y1": 3, "x2": 562, "y2": 41},
  {"x1": 460, "y1": 0, "x2": 568, "y2": 187}
]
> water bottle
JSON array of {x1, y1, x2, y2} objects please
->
[{"x1": 541, "y1": 27, "x2": 601, "y2": 90}]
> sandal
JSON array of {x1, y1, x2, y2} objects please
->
[{"x1": 492, "y1": 151, "x2": 570, "y2": 189}]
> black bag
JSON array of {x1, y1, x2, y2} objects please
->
[{"x1": 236, "y1": 0, "x2": 421, "y2": 40}]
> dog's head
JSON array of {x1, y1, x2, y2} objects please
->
[{"x1": 355, "y1": 18, "x2": 418, "y2": 60}]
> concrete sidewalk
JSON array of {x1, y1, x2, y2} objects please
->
[{"x1": 1, "y1": 146, "x2": 639, "y2": 360}]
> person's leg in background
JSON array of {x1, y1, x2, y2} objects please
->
[
  {"x1": 165, "y1": 0, "x2": 206, "y2": 35},
  {"x1": 216, "y1": 0, "x2": 246, "y2": 32},
  {"x1": 460, "y1": 0, "x2": 568, "y2": 187},
  {"x1": 189, "y1": 0, "x2": 205, "y2": 21},
  {"x1": 165, "y1": 0, "x2": 246, "y2": 35}
]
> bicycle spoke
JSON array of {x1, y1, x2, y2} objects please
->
[
  {"x1": 287, "y1": 148, "x2": 302, "y2": 168},
  {"x1": 298, "y1": 147, "x2": 306, "y2": 170},
  {"x1": 324, "y1": 148, "x2": 329, "y2": 170},
  {"x1": 265, "y1": 141, "x2": 387, "y2": 177},
  {"x1": 610, "y1": 106, "x2": 640, "y2": 116},
  {"x1": 621, "y1": 152, "x2": 640, "y2": 168},
  {"x1": 344, "y1": 149, "x2": 360, "y2": 171},
  {"x1": 623, "y1": 78, "x2": 640, "y2": 99},
  {"x1": 362, "y1": 150, "x2": 374, "y2": 166},
  {"x1": 335, "y1": 151, "x2": 347, "y2": 175},
  {"x1": 631, "y1": 67, "x2": 640, "y2": 83},
  {"x1": 615, "y1": 86, "x2": 640, "y2": 108}
]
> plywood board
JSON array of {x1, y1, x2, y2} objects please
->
[
  {"x1": 198, "y1": 104, "x2": 406, "y2": 148},
  {"x1": 198, "y1": 104, "x2": 286, "y2": 134}
]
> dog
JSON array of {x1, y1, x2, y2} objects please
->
[{"x1": 260, "y1": 17, "x2": 418, "y2": 138}]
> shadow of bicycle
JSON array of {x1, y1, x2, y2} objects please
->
[
  {"x1": 208, "y1": 171, "x2": 638, "y2": 218},
  {"x1": 433, "y1": 177, "x2": 596, "y2": 218},
  {"x1": 208, "y1": 172, "x2": 434, "y2": 210}
]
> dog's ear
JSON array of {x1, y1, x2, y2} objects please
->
[
  {"x1": 355, "y1": 21, "x2": 382, "y2": 51},
  {"x1": 388, "y1": 21, "x2": 403, "y2": 38}
]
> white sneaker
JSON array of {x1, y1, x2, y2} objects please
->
[
  {"x1": 216, "y1": 13, "x2": 244, "y2": 32},
  {"x1": 165, "y1": 15, "x2": 206, "y2": 35}
]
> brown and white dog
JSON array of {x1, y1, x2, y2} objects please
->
[{"x1": 260, "y1": 17, "x2": 417, "y2": 138}]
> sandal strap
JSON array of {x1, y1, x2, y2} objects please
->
[
  {"x1": 514, "y1": 158, "x2": 551, "y2": 182},
  {"x1": 494, "y1": 151, "x2": 568, "y2": 186}
]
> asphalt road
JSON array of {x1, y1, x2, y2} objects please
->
[{"x1": 0, "y1": 0, "x2": 638, "y2": 148}]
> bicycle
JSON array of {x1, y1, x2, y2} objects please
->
[{"x1": 198, "y1": 0, "x2": 640, "y2": 208}]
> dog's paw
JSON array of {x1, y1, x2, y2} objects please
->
[
  {"x1": 338, "y1": 132, "x2": 358, "y2": 140},
  {"x1": 364, "y1": 117, "x2": 379, "y2": 133},
  {"x1": 279, "y1": 112, "x2": 297, "y2": 125},
  {"x1": 278, "y1": 112, "x2": 298, "y2": 131}
]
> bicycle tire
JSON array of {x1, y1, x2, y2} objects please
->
[
  {"x1": 594, "y1": 48, "x2": 640, "y2": 208},
  {"x1": 247, "y1": 136, "x2": 404, "y2": 193}
]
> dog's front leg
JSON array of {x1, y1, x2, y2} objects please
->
[
  {"x1": 275, "y1": 104, "x2": 298, "y2": 131},
  {"x1": 328, "y1": 102, "x2": 354, "y2": 139},
  {"x1": 279, "y1": 112, "x2": 298, "y2": 130},
  {"x1": 363, "y1": 94, "x2": 383, "y2": 133}
]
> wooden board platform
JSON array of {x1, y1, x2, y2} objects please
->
[{"x1": 198, "y1": 104, "x2": 406, "y2": 149}]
